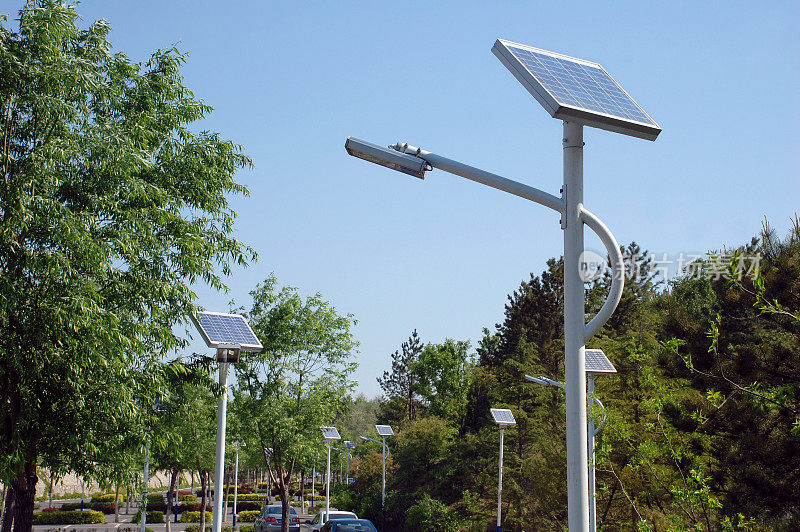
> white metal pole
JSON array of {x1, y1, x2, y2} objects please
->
[
  {"x1": 588, "y1": 375, "x2": 596, "y2": 532},
  {"x1": 233, "y1": 448, "x2": 239, "y2": 529},
  {"x1": 326, "y1": 442, "x2": 331, "y2": 522},
  {"x1": 141, "y1": 440, "x2": 150, "y2": 532},
  {"x1": 212, "y1": 363, "x2": 229, "y2": 532},
  {"x1": 312, "y1": 460, "x2": 316, "y2": 508},
  {"x1": 381, "y1": 436, "x2": 386, "y2": 508},
  {"x1": 563, "y1": 120, "x2": 590, "y2": 532},
  {"x1": 496, "y1": 427, "x2": 505, "y2": 532}
]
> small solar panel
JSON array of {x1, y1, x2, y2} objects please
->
[
  {"x1": 191, "y1": 311, "x2": 263, "y2": 352},
  {"x1": 585, "y1": 349, "x2": 617, "y2": 374},
  {"x1": 375, "y1": 425, "x2": 394, "y2": 437},
  {"x1": 492, "y1": 39, "x2": 660, "y2": 141},
  {"x1": 320, "y1": 426, "x2": 341, "y2": 440},
  {"x1": 344, "y1": 441, "x2": 355, "y2": 450},
  {"x1": 490, "y1": 408, "x2": 517, "y2": 426}
]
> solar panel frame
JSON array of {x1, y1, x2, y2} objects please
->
[
  {"x1": 375, "y1": 425, "x2": 394, "y2": 437},
  {"x1": 191, "y1": 311, "x2": 263, "y2": 353},
  {"x1": 585, "y1": 349, "x2": 617, "y2": 374},
  {"x1": 492, "y1": 39, "x2": 661, "y2": 141},
  {"x1": 490, "y1": 408, "x2": 517, "y2": 426},
  {"x1": 320, "y1": 426, "x2": 341, "y2": 440}
]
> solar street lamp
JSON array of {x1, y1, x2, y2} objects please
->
[
  {"x1": 524, "y1": 349, "x2": 616, "y2": 532},
  {"x1": 490, "y1": 409, "x2": 516, "y2": 532},
  {"x1": 344, "y1": 441, "x2": 355, "y2": 483},
  {"x1": 346, "y1": 37, "x2": 659, "y2": 531},
  {"x1": 191, "y1": 311, "x2": 263, "y2": 532},
  {"x1": 320, "y1": 426, "x2": 341, "y2": 524}
]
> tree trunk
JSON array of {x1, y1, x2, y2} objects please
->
[
  {"x1": 1, "y1": 484, "x2": 14, "y2": 532},
  {"x1": 165, "y1": 469, "x2": 178, "y2": 532},
  {"x1": 279, "y1": 480, "x2": 291, "y2": 532},
  {"x1": 11, "y1": 457, "x2": 38, "y2": 532},
  {"x1": 114, "y1": 484, "x2": 120, "y2": 523},
  {"x1": 199, "y1": 470, "x2": 208, "y2": 532}
]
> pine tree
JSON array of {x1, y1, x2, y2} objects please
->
[{"x1": 377, "y1": 330, "x2": 424, "y2": 422}]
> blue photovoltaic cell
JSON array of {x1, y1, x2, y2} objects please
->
[
  {"x1": 375, "y1": 425, "x2": 394, "y2": 437},
  {"x1": 344, "y1": 441, "x2": 356, "y2": 449},
  {"x1": 585, "y1": 349, "x2": 617, "y2": 374},
  {"x1": 321, "y1": 426, "x2": 341, "y2": 440},
  {"x1": 490, "y1": 408, "x2": 517, "y2": 425},
  {"x1": 195, "y1": 311, "x2": 262, "y2": 349},
  {"x1": 505, "y1": 45, "x2": 655, "y2": 126}
]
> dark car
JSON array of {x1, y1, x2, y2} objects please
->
[
  {"x1": 254, "y1": 504, "x2": 301, "y2": 532},
  {"x1": 319, "y1": 519, "x2": 378, "y2": 532}
]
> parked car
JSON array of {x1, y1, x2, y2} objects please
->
[
  {"x1": 300, "y1": 510, "x2": 358, "y2": 531},
  {"x1": 320, "y1": 519, "x2": 378, "y2": 532},
  {"x1": 254, "y1": 504, "x2": 300, "y2": 532}
]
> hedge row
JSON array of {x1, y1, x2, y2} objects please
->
[
  {"x1": 237, "y1": 510, "x2": 259, "y2": 523},
  {"x1": 33, "y1": 510, "x2": 105, "y2": 525},
  {"x1": 132, "y1": 510, "x2": 164, "y2": 524},
  {"x1": 182, "y1": 511, "x2": 212, "y2": 523},
  {"x1": 185, "y1": 526, "x2": 254, "y2": 532},
  {"x1": 91, "y1": 494, "x2": 117, "y2": 504}
]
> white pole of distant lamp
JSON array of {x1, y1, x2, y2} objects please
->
[
  {"x1": 233, "y1": 442, "x2": 240, "y2": 530},
  {"x1": 212, "y1": 345, "x2": 239, "y2": 532},
  {"x1": 326, "y1": 440, "x2": 331, "y2": 521}
]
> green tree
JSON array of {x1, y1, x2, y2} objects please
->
[
  {"x1": 0, "y1": 3, "x2": 254, "y2": 530},
  {"x1": 377, "y1": 330, "x2": 424, "y2": 423},
  {"x1": 233, "y1": 275, "x2": 357, "y2": 532}
]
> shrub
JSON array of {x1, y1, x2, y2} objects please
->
[
  {"x1": 147, "y1": 493, "x2": 165, "y2": 503},
  {"x1": 182, "y1": 510, "x2": 212, "y2": 522},
  {"x1": 90, "y1": 503, "x2": 117, "y2": 514},
  {"x1": 182, "y1": 503, "x2": 213, "y2": 512},
  {"x1": 406, "y1": 496, "x2": 461, "y2": 532},
  {"x1": 91, "y1": 494, "x2": 117, "y2": 504},
  {"x1": 236, "y1": 494, "x2": 267, "y2": 502},
  {"x1": 185, "y1": 526, "x2": 253, "y2": 532},
  {"x1": 32, "y1": 510, "x2": 105, "y2": 525},
  {"x1": 58, "y1": 502, "x2": 84, "y2": 511},
  {"x1": 236, "y1": 510, "x2": 259, "y2": 522},
  {"x1": 132, "y1": 510, "x2": 164, "y2": 524},
  {"x1": 179, "y1": 493, "x2": 198, "y2": 503},
  {"x1": 232, "y1": 501, "x2": 261, "y2": 511}
]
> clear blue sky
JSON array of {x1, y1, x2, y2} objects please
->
[{"x1": 10, "y1": 1, "x2": 799, "y2": 397}]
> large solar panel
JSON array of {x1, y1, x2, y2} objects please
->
[
  {"x1": 585, "y1": 349, "x2": 617, "y2": 374},
  {"x1": 492, "y1": 39, "x2": 661, "y2": 141},
  {"x1": 490, "y1": 408, "x2": 517, "y2": 426},
  {"x1": 320, "y1": 426, "x2": 341, "y2": 440},
  {"x1": 191, "y1": 311, "x2": 263, "y2": 352},
  {"x1": 375, "y1": 425, "x2": 394, "y2": 437}
]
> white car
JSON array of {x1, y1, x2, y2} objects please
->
[{"x1": 300, "y1": 511, "x2": 358, "y2": 531}]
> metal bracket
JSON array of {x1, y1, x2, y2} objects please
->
[{"x1": 560, "y1": 185, "x2": 567, "y2": 229}]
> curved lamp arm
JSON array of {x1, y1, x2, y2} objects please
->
[
  {"x1": 581, "y1": 207, "x2": 624, "y2": 343},
  {"x1": 591, "y1": 396, "x2": 607, "y2": 436}
]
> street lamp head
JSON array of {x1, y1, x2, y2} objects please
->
[
  {"x1": 345, "y1": 137, "x2": 428, "y2": 179},
  {"x1": 524, "y1": 374, "x2": 565, "y2": 389}
]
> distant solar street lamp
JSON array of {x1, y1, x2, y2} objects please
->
[
  {"x1": 320, "y1": 426, "x2": 341, "y2": 524},
  {"x1": 191, "y1": 311, "x2": 263, "y2": 532},
  {"x1": 524, "y1": 349, "x2": 616, "y2": 532},
  {"x1": 490, "y1": 408, "x2": 516, "y2": 532},
  {"x1": 346, "y1": 37, "x2": 659, "y2": 531}
]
